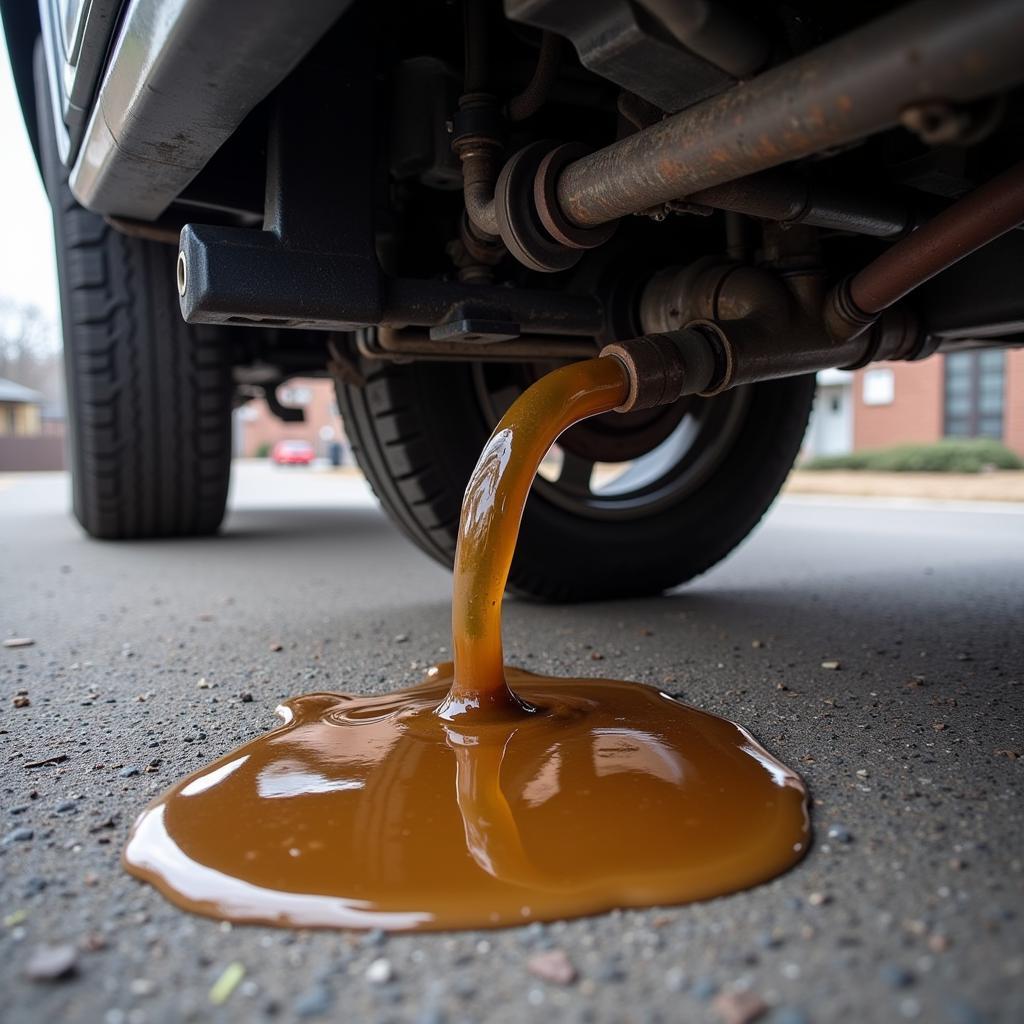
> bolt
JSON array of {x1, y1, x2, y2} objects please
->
[
  {"x1": 900, "y1": 101, "x2": 972, "y2": 146},
  {"x1": 176, "y1": 251, "x2": 187, "y2": 297}
]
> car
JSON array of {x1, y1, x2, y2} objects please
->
[
  {"x1": 271, "y1": 439, "x2": 315, "y2": 466},
  {"x1": 3, "y1": 0, "x2": 1023, "y2": 597}
]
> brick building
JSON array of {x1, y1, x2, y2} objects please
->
[
  {"x1": 804, "y1": 349, "x2": 1024, "y2": 458},
  {"x1": 234, "y1": 378, "x2": 350, "y2": 460}
]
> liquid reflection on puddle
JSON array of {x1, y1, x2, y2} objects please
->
[{"x1": 125, "y1": 665, "x2": 808, "y2": 931}]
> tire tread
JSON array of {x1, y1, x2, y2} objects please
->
[{"x1": 36, "y1": 42, "x2": 231, "y2": 540}]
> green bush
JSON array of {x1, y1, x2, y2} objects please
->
[
  {"x1": 804, "y1": 438, "x2": 1023, "y2": 473},
  {"x1": 254, "y1": 442, "x2": 272, "y2": 459}
]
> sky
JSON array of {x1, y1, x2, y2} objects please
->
[{"x1": 0, "y1": 34, "x2": 60, "y2": 335}]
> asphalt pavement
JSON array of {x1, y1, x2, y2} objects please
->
[{"x1": 1, "y1": 463, "x2": 1022, "y2": 1024}]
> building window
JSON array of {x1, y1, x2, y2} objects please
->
[
  {"x1": 862, "y1": 368, "x2": 895, "y2": 406},
  {"x1": 279, "y1": 385, "x2": 312, "y2": 407},
  {"x1": 944, "y1": 350, "x2": 1004, "y2": 439}
]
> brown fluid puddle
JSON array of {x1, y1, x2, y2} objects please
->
[{"x1": 125, "y1": 358, "x2": 809, "y2": 931}]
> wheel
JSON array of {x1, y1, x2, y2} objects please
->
[
  {"x1": 34, "y1": 43, "x2": 233, "y2": 540},
  {"x1": 335, "y1": 355, "x2": 815, "y2": 602}
]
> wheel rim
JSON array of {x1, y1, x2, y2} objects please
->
[{"x1": 471, "y1": 362, "x2": 752, "y2": 522}]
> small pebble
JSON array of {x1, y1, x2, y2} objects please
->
[
  {"x1": 880, "y1": 964, "x2": 915, "y2": 989},
  {"x1": 23, "y1": 876, "x2": 47, "y2": 897},
  {"x1": 712, "y1": 990, "x2": 768, "y2": 1024},
  {"x1": 664, "y1": 966, "x2": 688, "y2": 992},
  {"x1": 3, "y1": 828, "x2": 34, "y2": 844},
  {"x1": 899, "y1": 997, "x2": 921, "y2": 1018},
  {"x1": 365, "y1": 958, "x2": 393, "y2": 984},
  {"x1": 3, "y1": 637, "x2": 34, "y2": 648},
  {"x1": 821, "y1": 660, "x2": 841, "y2": 670},
  {"x1": 118, "y1": 767, "x2": 140, "y2": 778},
  {"x1": 24, "y1": 944, "x2": 77, "y2": 981},
  {"x1": 451, "y1": 976, "x2": 476, "y2": 999},
  {"x1": 527, "y1": 949, "x2": 577, "y2": 985},
  {"x1": 827, "y1": 824, "x2": 853, "y2": 844},
  {"x1": 693, "y1": 977, "x2": 719, "y2": 1001},
  {"x1": 293, "y1": 983, "x2": 333, "y2": 1017},
  {"x1": 594, "y1": 957, "x2": 626, "y2": 983}
]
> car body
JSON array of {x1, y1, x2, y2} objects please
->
[
  {"x1": 3, "y1": 0, "x2": 1023, "y2": 597},
  {"x1": 271, "y1": 439, "x2": 315, "y2": 465}
]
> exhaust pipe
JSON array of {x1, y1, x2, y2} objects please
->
[{"x1": 555, "y1": 0, "x2": 1024, "y2": 230}]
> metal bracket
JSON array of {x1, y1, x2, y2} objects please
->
[
  {"x1": 178, "y1": 8, "x2": 382, "y2": 329},
  {"x1": 429, "y1": 319, "x2": 521, "y2": 344},
  {"x1": 263, "y1": 385, "x2": 305, "y2": 423}
]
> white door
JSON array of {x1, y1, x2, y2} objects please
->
[{"x1": 811, "y1": 383, "x2": 853, "y2": 456}]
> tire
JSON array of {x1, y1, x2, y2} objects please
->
[
  {"x1": 335, "y1": 356, "x2": 815, "y2": 602},
  {"x1": 34, "y1": 43, "x2": 233, "y2": 539}
]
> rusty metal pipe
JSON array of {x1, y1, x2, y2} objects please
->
[
  {"x1": 690, "y1": 171, "x2": 912, "y2": 239},
  {"x1": 849, "y1": 160, "x2": 1024, "y2": 314},
  {"x1": 556, "y1": 0, "x2": 1024, "y2": 229},
  {"x1": 458, "y1": 145, "x2": 501, "y2": 238},
  {"x1": 507, "y1": 32, "x2": 562, "y2": 122},
  {"x1": 640, "y1": 256, "x2": 930, "y2": 393},
  {"x1": 452, "y1": 93, "x2": 504, "y2": 240},
  {"x1": 600, "y1": 327, "x2": 722, "y2": 411}
]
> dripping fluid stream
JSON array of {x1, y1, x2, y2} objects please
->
[{"x1": 124, "y1": 357, "x2": 810, "y2": 930}]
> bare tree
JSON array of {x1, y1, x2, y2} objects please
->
[{"x1": 0, "y1": 298, "x2": 62, "y2": 404}]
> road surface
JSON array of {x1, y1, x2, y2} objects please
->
[{"x1": 1, "y1": 463, "x2": 1022, "y2": 1023}]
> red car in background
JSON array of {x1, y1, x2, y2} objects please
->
[{"x1": 271, "y1": 440, "x2": 315, "y2": 466}]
